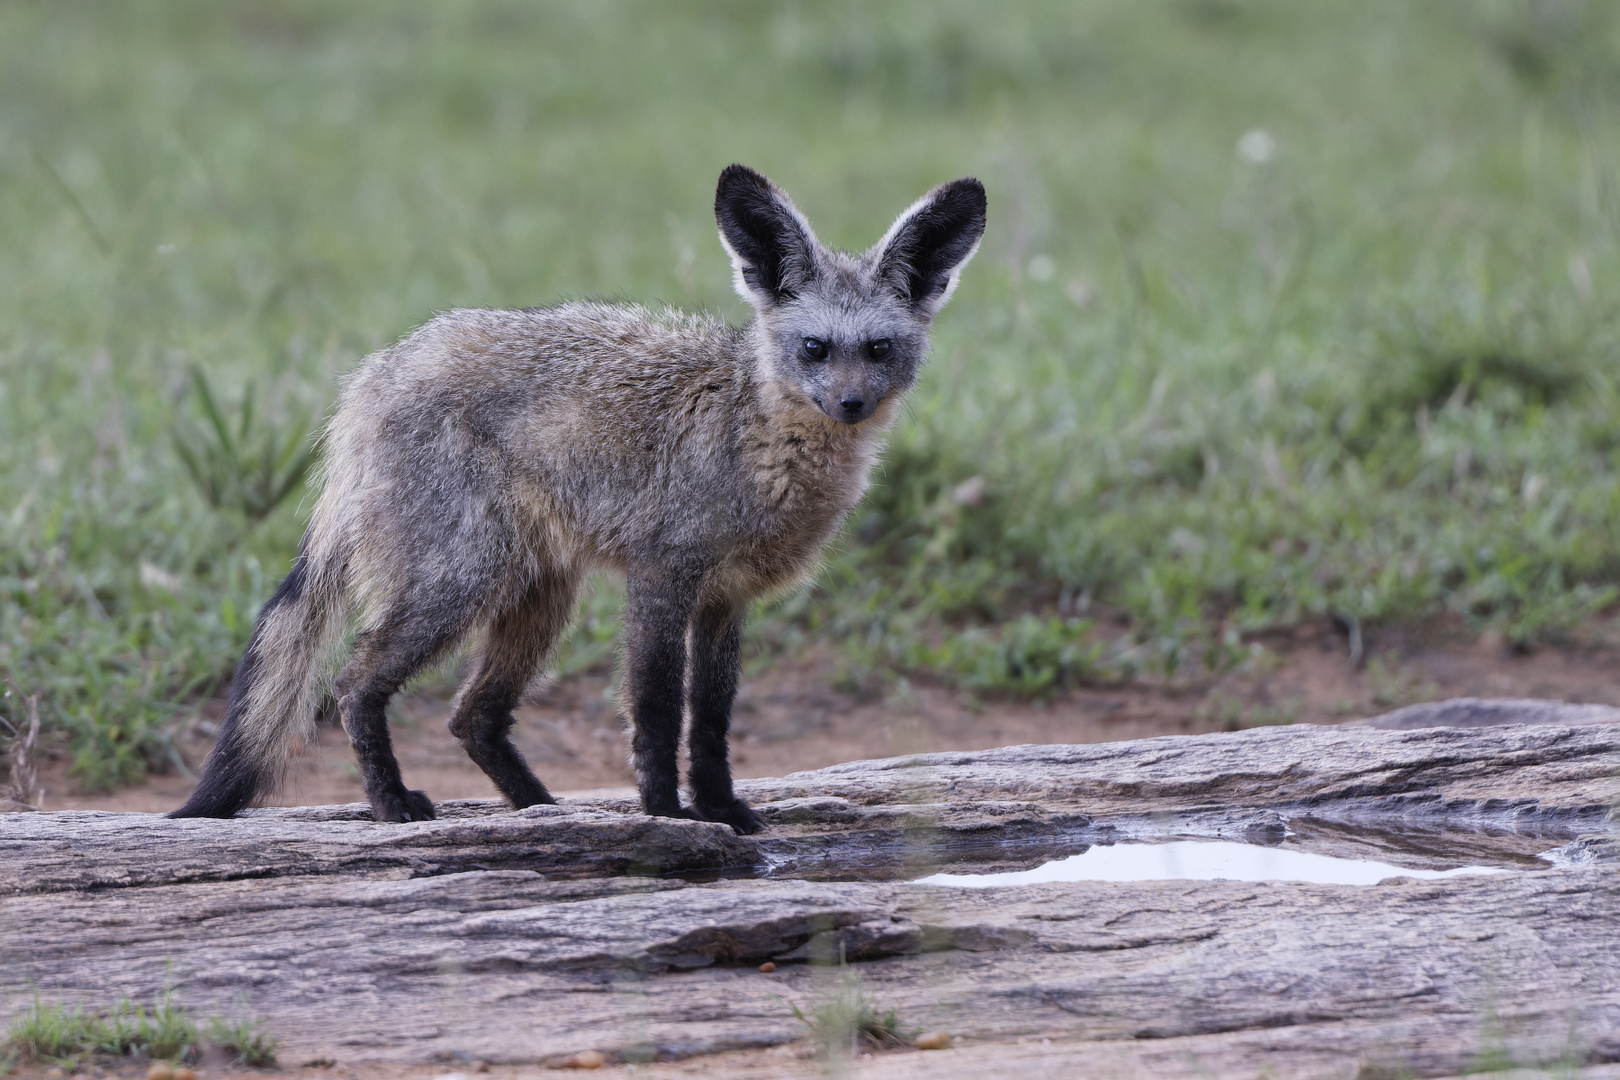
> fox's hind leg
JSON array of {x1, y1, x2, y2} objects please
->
[
  {"x1": 449, "y1": 567, "x2": 580, "y2": 808},
  {"x1": 336, "y1": 592, "x2": 480, "y2": 822},
  {"x1": 686, "y1": 600, "x2": 765, "y2": 835}
]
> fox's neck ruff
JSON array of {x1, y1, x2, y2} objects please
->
[{"x1": 742, "y1": 366, "x2": 891, "y2": 522}]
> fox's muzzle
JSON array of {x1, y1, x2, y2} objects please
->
[
  {"x1": 817, "y1": 391, "x2": 877, "y2": 424},
  {"x1": 817, "y1": 375, "x2": 881, "y2": 424},
  {"x1": 835, "y1": 392, "x2": 872, "y2": 423}
]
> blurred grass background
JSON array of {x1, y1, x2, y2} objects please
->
[{"x1": 3, "y1": 0, "x2": 1619, "y2": 790}]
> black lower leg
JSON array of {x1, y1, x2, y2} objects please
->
[
  {"x1": 450, "y1": 686, "x2": 553, "y2": 809},
  {"x1": 449, "y1": 573, "x2": 575, "y2": 808},
  {"x1": 339, "y1": 684, "x2": 433, "y2": 821},
  {"x1": 336, "y1": 624, "x2": 448, "y2": 823},
  {"x1": 623, "y1": 568, "x2": 698, "y2": 819},
  {"x1": 629, "y1": 671, "x2": 687, "y2": 817},
  {"x1": 687, "y1": 605, "x2": 764, "y2": 834}
]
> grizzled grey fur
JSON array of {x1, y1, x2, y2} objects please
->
[{"x1": 172, "y1": 165, "x2": 987, "y2": 831}]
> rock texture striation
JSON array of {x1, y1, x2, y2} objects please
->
[{"x1": 3, "y1": 706, "x2": 1618, "y2": 1078}]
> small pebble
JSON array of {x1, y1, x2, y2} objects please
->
[
  {"x1": 472, "y1": 1062, "x2": 491, "y2": 1074},
  {"x1": 561, "y1": 1050, "x2": 606, "y2": 1069},
  {"x1": 757, "y1": 961, "x2": 776, "y2": 973},
  {"x1": 173, "y1": 1069, "x2": 197, "y2": 1080},
  {"x1": 43, "y1": 1069, "x2": 66, "y2": 1080},
  {"x1": 146, "y1": 1064, "x2": 175, "y2": 1080},
  {"x1": 915, "y1": 1030, "x2": 954, "y2": 1050}
]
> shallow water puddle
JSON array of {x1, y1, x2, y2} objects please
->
[{"x1": 912, "y1": 840, "x2": 1518, "y2": 888}]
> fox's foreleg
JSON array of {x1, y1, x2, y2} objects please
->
[
  {"x1": 687, "y1": 600, "x2": 765, "y2": 834},
  {"x1": 622, "y1": 563, "x2": 701, "y2": 821}
]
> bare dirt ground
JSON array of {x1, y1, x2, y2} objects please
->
[{"x1": 37, "y1": 619, "x2": 1620, "y2": 815}]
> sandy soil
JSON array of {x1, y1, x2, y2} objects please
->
[{"x1": 34, "y1": 619, "x2": 1620, "y2": 815}]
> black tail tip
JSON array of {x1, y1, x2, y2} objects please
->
[
  {"x1": 167, "y1": 765, "x2": 263, "y2": 819},
  {"x1": 167, "y1": 796, "x2": 244, "y2": 819}
]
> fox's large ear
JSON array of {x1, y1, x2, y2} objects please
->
[
  {"x1": 715, "y1": 165, "x2": 819, "y2": 309},
  {"x1": 871, "y1": 178, "x2": 987, "y2": 319}
]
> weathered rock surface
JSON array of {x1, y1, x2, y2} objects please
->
[
  {"x1": 1358, "y1": 697, "x2": 1620, "y2": 731},
  {"x1": 0, "y1": 803, "x2": 756, "y2": 895},
  {"x1": 3, "y1": 704, "x2": 1617, "y2": 1078}
]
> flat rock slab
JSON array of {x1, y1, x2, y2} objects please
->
[
  {"x1": 4, "y1": 708, "x2": 1618, "y2": 1078},
  {"x1": 1357, "y1": 697, "x2": 1620, "y2": 731},
  {"x1": 0, "y1": 804, "x2": 757, "y2": 894}
]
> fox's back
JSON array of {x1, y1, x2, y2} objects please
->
[
  {"x1": 322, "y1": 302, "x2": 841, "y2": 572},
  {"x1": 344, "y1": 302, "x2": 739, "y2": 437}
]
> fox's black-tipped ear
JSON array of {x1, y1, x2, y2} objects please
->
[
  {"x1": 715, "y1": 164, "x2": 819, "y2": 309},
  {"x1": 871, "y1": 178, "x2": 987, "y2": 318}
]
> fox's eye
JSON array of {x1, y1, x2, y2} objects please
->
[
  {"x1": 868, "y1": 339, "x2": 892, "y2": 360},
  {"x1": 802, "y1": 338, "x2": 828, "y2": 361}
]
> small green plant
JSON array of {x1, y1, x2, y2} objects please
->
[
  {"x1": 171, "y1": 368, "x2": 317, "y2": 526},
  {"x1": 0, "y1": 682, "x2": 44, "y2": 811},
  {"x1": 115, "y1": 990, "x2": 197, "y2": 1062},
  {"x1": 1365, "y1": 652, "x2": 1440, "y2": 710},
  {"x1": 206, "y1": 1010, "x2": 278, "y2": 1067},
  {"x1": 924, "y1": 615, "x2": 1109, "y2": 696},
  {"x1": 3, "y1": 991, "x2": 198, "y2": 1065},
  {"x1": 1197, "y1": 693, "x2": 1302, "y2": 731},
  {"x1": 5, "y1": 997, "x2": 101, "y2": 1062},
  {"x1": 790, "y1": 970, "x2": 912, "y2": 1058}
]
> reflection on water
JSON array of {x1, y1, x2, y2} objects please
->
[{"x1": 912, "y1": 840, "x2": 1520, "y2": 888}]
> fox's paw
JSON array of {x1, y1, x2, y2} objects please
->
[
  {"x1": 695, "y1": 798, "x2": 767, "y2": 836},
  {"x1": 645, "y1": 802, "x2": 705, "y2": 822},
  {"x1": 372, "y1": 788, "x2": 436, "y2": 822},
  {"x1": 504, "y1": 777, "x2": 557, "y2": 810}
]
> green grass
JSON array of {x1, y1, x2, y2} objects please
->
[
  {"x1": 3, "y1": 1, "x2": 1620, "y2": 788},
  {"x1": 205, "y1": 1011, "x2": 278, "y2": 1068},
  {"x1": 4, "y1": 992, "x2": 277, "y2": 1069},
  {"x1": 5, "y1": 998, "x2": 100, "y2": 1063},
  {"x1": 5, "y1": 991, "x2": 199, "y2": 1065},
  {"x1": 790, "y1": 969, "x2": 913, "y2": 1058}
]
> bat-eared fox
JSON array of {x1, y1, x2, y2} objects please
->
[{"x1": 172, "y1": 165, "x2": 986, "y2": 833}]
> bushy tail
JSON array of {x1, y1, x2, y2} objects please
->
[{"x1": 170, "y1": 535, "x2": 346, "y2": 818}]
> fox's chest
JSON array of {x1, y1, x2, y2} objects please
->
[
  {"x1": 748, "y1": 414, "x2": 877, "y2": 510},
  {"x1": 727, "y1": 419, "x2": 880, "y2": 580}
]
